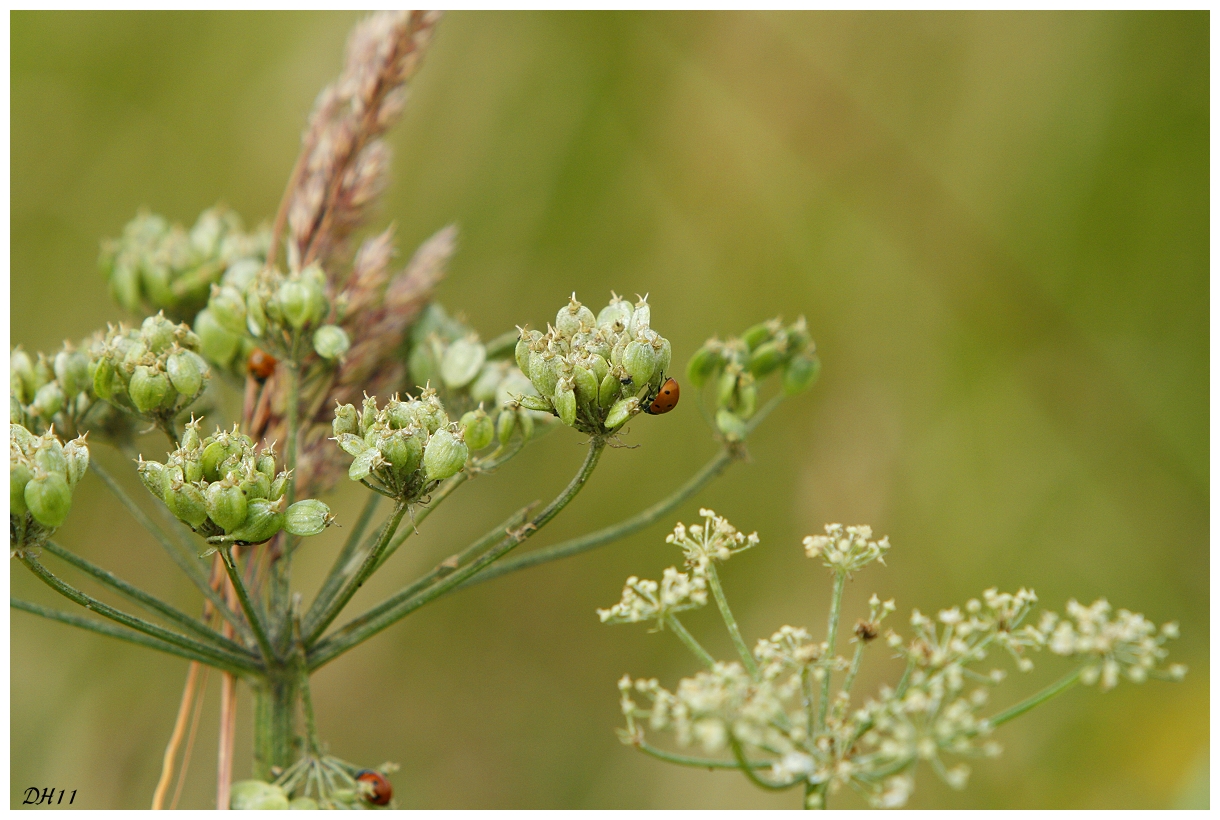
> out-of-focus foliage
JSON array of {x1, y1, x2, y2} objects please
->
[{"x1": 11, "y1": 11, "x2": 1206, "y2": 810}]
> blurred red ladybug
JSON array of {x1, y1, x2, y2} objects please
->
[
  {"x1": 645, "y1": 377, "x2": 680, "y2": 415},
  {"x1": 355, "y1": 769, "x2": 392, "y2": 806},
  {"x1": 247, "y1": 348, "x2": 278, "y2": 381}
]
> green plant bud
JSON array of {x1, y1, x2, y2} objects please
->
[
  {"x1": 269, "y1": 475, "x2": 288, "y2": 501},
  {"x1": 736, "y1": 374, "x2": 758, "y2": 419},
  {"x1": 137, "y1": 458, "x2": 165, "y2": 498},
  {"x1": 11, "y1": 348, "x2": 36, "y2": 403},
  {"x1": 129, "y1": 365, "x2": 173, "y2": 414},
  {"x1": 360, "y1": 395, "x2": 379, "y2": 435},
  {"x1": 748, "y1": 340, "x2": 788, "y2": 378},
  {"x1": 25, "y1": 471, "x2": 73, "y2": 528},
  {"x1": 717, "y1": 369, "x2": 739, "y2": 409},
  {"x1": 31, "y1": 381, "x2": 64, "y2": 418},
  {"x1": 245, "y1": 288, "x2": 267, "y2": 337},
  {"x1": 183, "y1": 456, "x2": 203, "y2": 484},
  {"x1": 206, "y1": 481, "x2": 248, "y2": 532},
  {"x1": 382, "y1": 431, "x2": 424, "y2": 479},
  {"x1": 53, "y1": 349, "x2": 90, "y2": 397},
  {"x1": 597, "y1": 297, "x2": 633, "y2": 328},
  {"x1": 417, "y1": 395, "x2": 449, "y2": 434},
  {"x1": 277, "y1": 279, "x2": 314, "y2": 330},
  {"x1": 141, "y1": 313, "x2": 178, "y2": 354},
  {"x1": 209, "y1": 286, "x2": 248, "y2": 335},
  {"x1": 518, "y1": 394, "x2": 552, "y2": 413},
  {"x1": 741, "y1": 320, "x2": 778, "y2": 351},
  {"x1": 623, "y1": 341, "x2": 657, "y2": 387},
  {"x1": 195, "y1": 309, "x2": 241, "y2": 366},
  {"x1": 167, "y1": 349, "x2": 208, "y2": 399},
  {"x1": 514, "y1": 333, "x2": 532, "y2": 374},
  {"x1": 470, "y1": 362, "x2": 505, "y2": 404},
  {"x1": 716, "y1": 408, "x2": 747, "y2": 441},
  {"x1": 423, "y1": 428, "x2": 468, "y2": 482},
  {"x1": 333, "y1": 403, "x2": 359, "y2": 437},
  {"x1": 256, "y1": 453, "x2": 277, "y2": 479},
  {"x1": 528, "y1": 349, "x2": 559, "y2": 399},
  {"x1": 11, "y1": 460, "x2": 32, "y2": 517},
  {"x1": 289, "y1": 797, "x2": 319, "y2": 810},
  {"x1": 598, "y1": 370, "x2": 621, "y2": 410},
  {"x1": 200, "y1": 440, "x2": 231, "y2": 483},
  {"x1": 284, "y1": 499, "x2": 333, "y2": 537},
  {"x1": 516, "y1": 407, "x2": 535, "y2": 440},
  {"x1": 408, "y1": 340, "x2": 437, "y2": 388},
  {"x1": 628, "y1": 298, "x2": 651, "y2": 335},
  {"x1": 167, "y1": 480, "x2": 209, "y2": 528},
  {"x1": 181, "y1": 424, "x2": 201, "y2": 452},
  {"x1": 62, "y1": 438, "x2": 89, "y2": 487},
  {"x1": 108, "y1": 262, "x2": 142, "y2": 313},
  {"x1": 685, "y1": 345, "x2": 721, "y2": 388},
  {"x1": 604, "y1": 396, "x2": 639, "y2": 430},
  {"x1": 160, "y1": 464, "x2": 185, "y2": 502},
  {"x1": 556, "y1": 296, "x2": 596, "y2": 336},
  {"x1": 496, "y1": 408, "x2": 517, "y2": 445},
  {"x1": 782, "y1": 354, "x2": 821, "y2": 396},
  {"x1": 554, "y1": 379, "x2": 577, "y2": 427},
  {"x1": 243, "y1": 467, "x2": 271, "y2": 500},
  {"x1": 33, "y1": 438, "x2": 67, "y2": 477},
  {"x1": 460, "y1": 410, "x2": 495, "y2": 451},
  {"x1": 92, "y1": 355, "x2": 118, "y2": 400},
  {"x1": 312, "y1": 324, "x2": 350, "y2": 360},
  {"x1": 441, "y1": 337, "x2": 486, "y2": 389},
  {"x1": 571, "y1": 363, "x2": 599, "y2": 410},
  {"x1": 230, "y1": 780, "x2": 290, "y2": 811}
]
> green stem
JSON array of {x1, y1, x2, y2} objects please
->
[
  {"x1": 252, "y1": 669, "x2": 298, "y2": 780},
  {"x1": 986, "y1": 667, "x2": 1083, "y2": 729},
  {"x1": 817, "y1": 570, "x2": 846, "y2": 732},
  {"x1": 895, "y1": 656, "x2": 915, "y2": 699},
  {"x1": 17, "y1": 556, "x2": 259, "y2": 675},
  {"x1": 841, "y1": 639, "x2": 867, "y2": 701},
  {"x1": 371, "y1": 472, "x2": 469, "y2": 573},
  {"x1": 704, "y1": 561, "x2": 759, "y2": 678},
  {"x1": 89, "y1": 459, "x2": 247, "y2": 635},
  {"x1": 308, "y1": 438, "x2": 607, "y2": 669},
  {"x1": 665, "y1": 614, "x2": 716, "y2": 669},
  {"x1": 307, "y1": 492, "x2": 382, "y2": 630},
  {"x1": 631, "y1": 737, "x2": 771, "y2": 770},
  {"x1": 802, "y1": 667, "x2": 815, "y2": 741},
  {"x1": 294, "y1": 618, "x2": 322, "y2": 758},
  {"x1": 219, "y1": 546, "x2": 277, "y2": 667},
  {"x1": 41, "y1": 539, "x2": 248, "y2": 656},
  {"x1": 303, "y1": 501, "x2": 409, "y2": 645},
  {"x1": 12, "y1": 597, "x2": 255, "y2": 674},
  {"x1": 730, "y1": 738, "x2": 801, "y2": 791}
]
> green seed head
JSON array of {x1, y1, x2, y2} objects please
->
[
  {"x1": 245, "y1": 288, "x2": 268, "y2": 337},
  {"x1": 460, "y1": 409, "x2": 495, "y2": 452},
  {"x1": 514, "y1": 332, "x2": 533, "y2": 374},
  {"x1": 423, "y1": 428, "x2": 468, "y2": 482},
  {"x1": 496, "y1": 408, "x2": 517, "y2": 445},
  {"x1": 137, "y1": 457, "x2": 165, "y2": 499},
  {"x1": 605, "y1": 396, "x2": 639, "y2": 430},
  {"x1": 91, "y1": 356, "x2": 118, "y2": 400},
  {"x1": 53, "y1": 348, "x2": 90, "y2": 397},
  {"x1": 782, "y1": 354, "x2": 821, "y2": 396},
  {"x1": 381, "y1": 430, "x2": 424, "y2": 480},
  {"x1": 312, "y1": 324, "x2": 351, "y2": 360},
  {"x1": 11, "y1": 348, "x2": 36, "y2": 403},
  {"x1": 748, "y1": 339, "x2": 789, "y2": 378},
  {"x1": 686, "y1": 344, "x2": 722, "y2": 388},
  {"x1": 441, "y1": 336, "x2": 486, "y2": 389},
  {"x1": 598, "y1": 369, "x2": 621, "y2": 410},
  {"x1": 208, "y1": 285, "x2": 248, "y2": 335},
  {"x1": 25, "y1": 471, "x2": 73, "y2": 529},
  {"x1": 623, "y1": 341, "x2": 657, "y2": 388},
  {"x1": 33, "y1": 436, "x2": 68, "y2": 478},
  {"x1": 230, "y1": 780, "x2": 290, "y2": 811},
  {"x1": 10, "y1": 459, "x2": 33, "y2": 517},
  {"x1": 194, "y1": 309, "x2": 241, "y2": 366},
  {"x1": 31, "y1": 381, "x2": 65, "y2": 418},
  {"x1": 277, "y1": 279, "x2": 314, "y2": 330},
  {"x1": 129, "y1": 365, "x2": 173, "y2": 414},
  {"x1": 556, "y1": 294, "x2": 595, "y2": 336},
  {"x1": 554, "y1": 378, "x2": 577, "y2": 427},
  {"x1": 166, "y1": 480, "x2": 209, "y2": 528},
  {"x1": 62, "y1": 437, "x2": 89, "y2": 487},
  {"x1": 140, "y1": 313, "x2": 178, "y2": 354},
  {"x1": 333, "y1": 403, "x2": 359, "y2": 437},
  {"x1": 597, "y1": 294, "x2": 633, "y2": 329},
  {"x1": 284, "y1": 499, "x2": 334, "y2": 537},
  {"x1": 206, "y1": 480, "x2": 248, "y2": 532},
  {"x1": 166, "y1": 349, "x2": 208, "y2": 399},
  {"x1": 528, "y1": 349, "x2": 560, "y2": 399}
]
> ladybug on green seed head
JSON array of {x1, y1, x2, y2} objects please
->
[{"x1": 644, "y1": 377, "x2": 680, "y2": 415}]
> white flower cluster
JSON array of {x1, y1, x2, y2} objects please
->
[
  {"x1": 891, "y1": 587, "x2": 1044, "y2": 674},
  {"x1": 667, "y1": 508, "x2": 759, "y2": 572},
  {"x1": 597, "y1": 568, "x2": 708, "y2": 627},
  {"x1": 803, "y1": 523, "x2": 890, "y2": 574},
  {"x1": 1040, "y1": 598, "x2": 1186, "y2": 690}
]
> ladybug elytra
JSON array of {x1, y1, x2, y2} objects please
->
[
  {"x1": 645, "y1": 377, "x2": 680, "y2": 415},
  {"x1": 247, "y1": 348, "x2": 278, "y2": 381},
  {"x1": 355, "y1": 769, "x2": 392, "y2": 806}
]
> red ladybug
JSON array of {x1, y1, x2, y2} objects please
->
[
  {"x1": 355, "y1": 769, "x2": 392, "y2": 806},
  {"x1": 645, "y1": 377, "x2": 680, "y2": 415},
  {"x1": 247, "y1": 348, "x2": 278, "y2": 381}
]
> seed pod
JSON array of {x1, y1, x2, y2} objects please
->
[
  {"x1": 654, "y1": 338, "x2": 672, "y2": 385},
  {"x1": 441, "y1": 337, "x2": 486, "y2": 389},
  {"x1": 348, "y1": 447, "x2": 375, "y2": 482},
  {"x1": 783, "y1": 354, "x2": 821, "y2": 396},
  {"x1": 200, "y1": 440, "x2": 233, "y2": 482},
  {"x1": 53, "y1": 349, "x2": 90, "y2": 397},
  {"x1": 288, "y1": 797, "x2": 319, "y2": 810},
  {"x1": 588, "y1": 353, "x2": 610, "y2": 385},
  {"x1": 517, "y1": 407, "x2": 536, "y2": 440},
  {"x1": 408, "y1": 341, "x2": 437, "y2": 388},
  {"x1": 167, "y1": 349, "x2": 208, "y2": 398},
  {"x1": 528, "y1": 350, "x2": 559, "y2": 399},
  {"x1": 333, "y1": 403, "x2": 359, "y2": 437},
  {"x1": 423, "y1": 428, "x2": 468, "y2": 482},
  {"x1": 180, "y1": 424, "x2": 201, "y2": 452},
  {"x1": 554, "y1": 379, "x2": 577, "y2": 427},
  {"x1": 496, "y1": 408, "x2": 517, "y2": 445},
  {"x1": 269, "y1": 475, "x2": 288, "y2": 501},
  {"x1": 460, "y1": 410, "x2": 495, "y2": 451},
  {"x1": 470, "y1": 362, "x2": 505, "y2": 404},
  {"x1": 245, "y1": 288, "x2": 267, "y2": 337},
  {"x1": 31, "y1": 381, "x2": 64, "y2": 418},
  {"x1": 33, "y1": 438, "x2": 67, "y2": 477},
  {"x1": 256, "y1": 452, "x2": 277, "y2": 480},
  {"x1": 360, "y1": 396, "x2": 380, "y2": 435},
  {"x1": 206, "y1": 481, "x2": 248, "y2": 532},
  {"x1": 604, "y1": 396, "x2": 639, "y2": 430},
  {"x1": 108, "y1": 262, "x2": 142, "y2": 313},
  {"x1": 137, "y1": 459, "x2": 165, "y2": 499},
  {"x1": 167, "y1": 480, "x2": 209, "y2": 528},
  {"x1": 597, "y1": 297, "x2": 632, "y2": 329},
  {"x1": 25, "y1": 471, "x2": 73, "y2": 529},
  {"x1": 229, "y1": 781, "x2": 290, "y2": 811},
  {"x1": 284, "y1": 499, "x2": 333, "y2": 537},
  {"x1": 571, "y1": 363, "x2": 599, "y2": 410},
  {"x1": 717, "y1": 369, "x2": 739, "y2": 409},
  {"x1": 11, "y1": 349, "x2": 36, "y2": 402},
  {"x1": 598, "y1": 370, "x2": 620, "y2": 410},
  {"x1": 686, "y1": 345, "x2": 720, "y2": 388},
  {"x1": 209, "y1": 285, "x2": 248, "y2": 335},
  {"x1": 381, "y1": 431, "x2": 423, "y2": 480},
  {"x1": 787, "y1": 316, "x2": 812, "y2": 350},
  {"x1": 62, "y1": 438, "x2": 89, "y2": 487},
  {"x1": 140, "y1": 314, "x2": 177, "y2": 354},
  {"x1": 517, "y1": 394, "x2": 552, "y2": 413},
  {"x1": 736, "y1": 373, "x2": 758, "y2": 418},
  {"x1": 716, "y1": 408, "x2": 747, "y2": 442},
  {"x1": 628, "y1": 298, "x2": 651, "y2": 335},
  {"x1": 748, "y1": 340, "x2": 788, "y2": 378},
  {"x1": 229, "y1": 498, "x2": 283, "y2": 545},
  {"x1": 194, "y1": 309, "x2": 240, "y2": 366},
  {"x1": 92, "y1": 355, "x2": 118, "y2": 400},
  {"x1": 556, "y1": 296, "x2": 596, "y2": 336},
  {"x1": 11, "y1": 460, "x2": 32, "y2": 517},
  {"x1": 622, "y1": 342, "x2": 656, "y2": 390},
  {"x1": 129, "y1": 365, "x2": 172, "y2": 413},
  {"x1": 741, "y1": 320, "x2": 777, "y2": 351},
  {"x1": 277, "y1": 279, "x2": 314, "y2": 330},
  {"x1": 514, "y1": 333, "x2": 532, "y2": 374},
  {"x1": 313, "y1": 324, "x2": 351, "y2": 360},
  {"x1": 243, "y1": 467, "x2": 271, "y2": 500}
]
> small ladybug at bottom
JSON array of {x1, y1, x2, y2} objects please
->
[
  {"x1": 355, "y1": 769, "x2": 393, "y2": 806},
  {"x1": 645, "y1": 377, "x2": 680, "y2": 415}
]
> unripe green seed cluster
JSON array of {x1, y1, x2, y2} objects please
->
[
  {"x1": 687, "y1": 316, "x2": 820, "y2": 441},
  {"x1": 10, "y1": 423, "x2": 89, "y2": 545},
  {"x1": 99, "y1": 206, "x2": 269, "y2": 323},
  {"x1": 516, "y1": 293, "x2": 672, "y2": 435},
  {"x1": 10, "y1": 343, "x2": 101, "y2": 437},
  {"x1": 88, "y1": 314, "x2": 211, "y2": 420},
  {"x1": 137, "y1": 419, "x2": 333, "y2": 545},
  {"x1": 332, "y1": 390, "x2": 469, "y2": 500},
  {"x1": 195, "y1": 262, "x2": 350, "y2": 371}
]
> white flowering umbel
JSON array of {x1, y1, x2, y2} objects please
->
[{"x1": 603, "y1": 513, "x2": 1186, "y2": 809}]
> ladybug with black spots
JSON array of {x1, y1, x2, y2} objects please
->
[
  {"x1": 645, "y1": 377, "x2": 680, "y2": 415},
  {"x1": 355, "y1": 769, "x2": 392, "y2": 806}
]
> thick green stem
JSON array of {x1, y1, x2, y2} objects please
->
[
  {"x1": 705, "y1": 562, "x2": 759, "y2": 678},
  {"x1": 253, "y1": 669, "x2": 298, "y2": 780},
  {"x1": 986, "y1": 667, "x2": 1083, "y2": 728},
  {"x1": 665, "y1": 614, "x2": 716, "y2": 670},
  {"x1": 308, "y1": 439, "x2": 607, "y2": 668},
  {"x1": 303, "y1": 501, "x2": 409, "y2": 645},
  {"x1": 17, "y1": 556, "x2": 259, "y2": 675},
  {"x1": 12, "y1": 597, "x2": 254, "y2": 673},
  {"x1": 41, "y1": 539, "x2": 247, "y2": 656},
  {"x1": 817, "y1": 570, "x2": 846, "y2": 732},
  {"x1": 219, "y1": 546, "x2": 277, "y2": 667}
]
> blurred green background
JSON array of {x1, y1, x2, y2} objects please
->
[{"x1": 11, "y1": 10, "x2": 1208, "y2": 809}]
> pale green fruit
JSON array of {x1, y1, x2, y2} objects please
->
[
  {"x1": 423, "y1": 428, "x2": 468, "y2": 482},
  {"x1": 284, "y1": 499, "x2": 333, "y2": 537}
]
